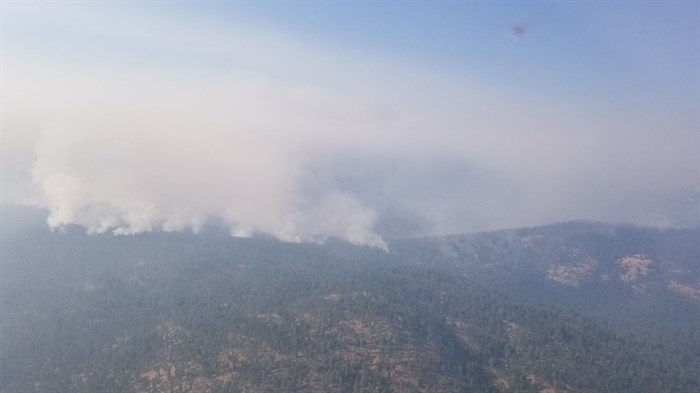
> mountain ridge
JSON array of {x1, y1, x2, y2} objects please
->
[{"x1": 1, "y1": 207, "x2": 698, "y2": 392}]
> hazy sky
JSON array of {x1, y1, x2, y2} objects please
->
[{"x1": 2, "y1": 2, "x2": 698, "y2": 246}]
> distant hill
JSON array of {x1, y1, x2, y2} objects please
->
[
  {"x1": 391, "y1": 221, "x2": 700, "y2": 329},
  {"x1": 1, "y1": 207, "x2": 698, "y2": 392}
]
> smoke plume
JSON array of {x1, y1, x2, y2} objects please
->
[{"x1": 2, "y1": 3, "x2": 697, "y2": 247}]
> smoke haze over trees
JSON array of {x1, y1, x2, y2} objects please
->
[{"x1": 2, "y1": 3, "x2": 698, "y2": 245}]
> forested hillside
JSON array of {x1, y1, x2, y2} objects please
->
[
  {"x1": 392, "y1": 221, "x2": 700, "y2": 330},
  {"x1": 1, "y1": 207, "x2": 698, "y2": 392}
]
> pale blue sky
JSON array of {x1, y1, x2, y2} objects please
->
[
  {"x1": 176, "y1": 2, "x2": 699, "y2": 106},
  {"x1": 5, "y1": 2, "x2": 697, "y2": 119}
]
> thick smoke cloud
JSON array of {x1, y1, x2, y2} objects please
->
[
  {"x1": 18, "y1": 70, "x2": 396, "y2": 248},
  {"x1": 2, "y1": 4, "x2": 697, "y2": 247}
]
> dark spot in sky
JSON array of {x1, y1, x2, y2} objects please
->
[{"x1": 512, "y1": 24, "x2": 527, "y2": 38}]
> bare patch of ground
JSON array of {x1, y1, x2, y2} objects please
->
[
  {"x1": 618, "y1": 255, "x2": 652, "y2": 282},
  {"x1": 547, "y1": 257, "x2": 598, "y2": 287},
  {"x1": 668, "y1": 281, "x2": 700, "y2": 301}
]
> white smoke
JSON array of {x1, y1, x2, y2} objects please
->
[
  {"x1": 20, "y1": 68, "x2": 395, "y2": 248},
  {"x1": 2, "y1": 3, "x2": 697, "y2": 246}
]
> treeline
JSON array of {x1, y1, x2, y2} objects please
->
[{"x1": 1, "y1": 214, "x2": 698, "y2": 392}]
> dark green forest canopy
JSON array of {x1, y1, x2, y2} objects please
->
[{"x1": 1, "y1": 207, "x2": 699, "y2": 393}]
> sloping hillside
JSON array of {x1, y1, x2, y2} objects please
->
[
  {"x1": 1, "y1": 209, "x2": 698, "y2": 392},
  {"x1": 392, "y1": 221, "x2": 700, "y2": 329}
]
